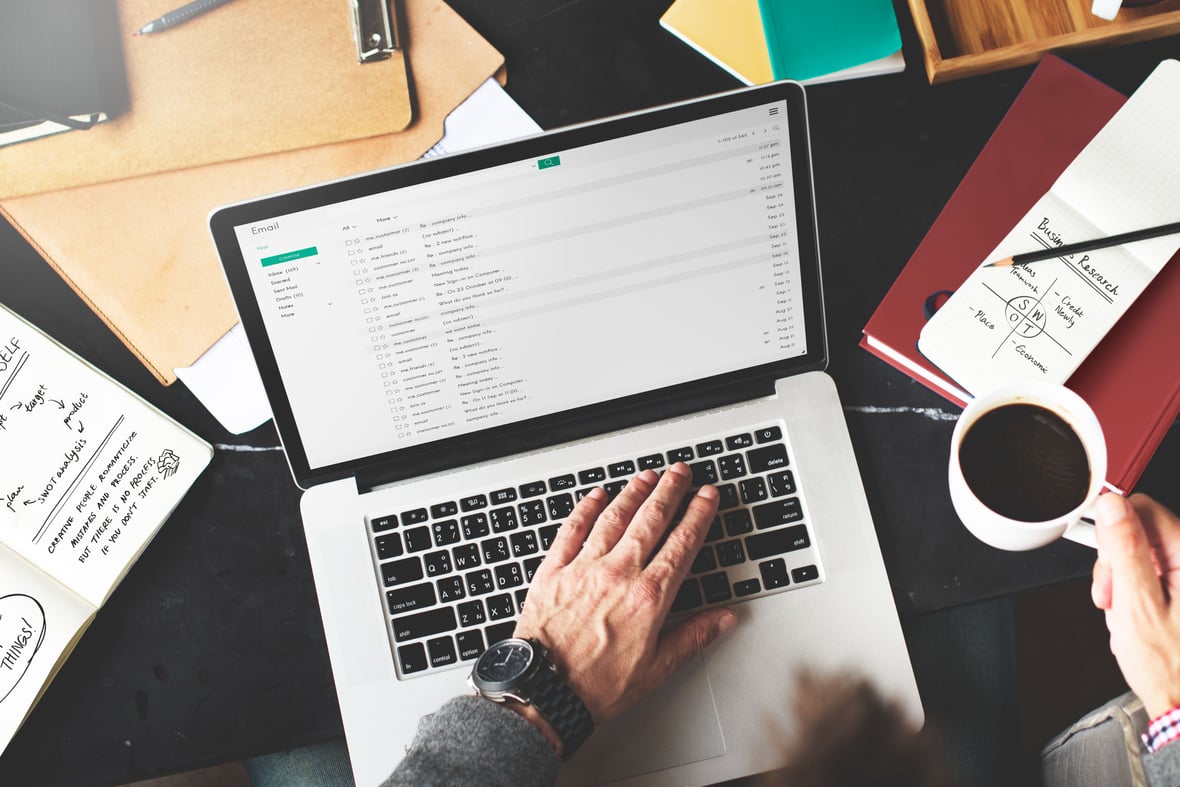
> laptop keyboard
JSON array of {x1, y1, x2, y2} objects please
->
[{"x1": 366, "y1": 424, "x2": 825, "y2": 679}]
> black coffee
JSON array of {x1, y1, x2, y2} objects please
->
[{"x1": 958, "y1": 403, "x2": 1090, "y2": 522}]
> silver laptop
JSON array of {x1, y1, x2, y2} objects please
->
[{"x1": 210, "y1": 81, "x2": 921, "y2": 786}]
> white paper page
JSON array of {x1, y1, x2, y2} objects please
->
[
  {"x1": 0, "y1": 305, "x2": 212, "y2": 607},
  {"x1": 0, "y1": 543, "x2": 94, "y2": 757},
  {"x1": 917, "y1": 59, "x2": 1180, "y2": 397},
  {"x1": 180, "y1": 79, "x2": 542, "y2": 434}
]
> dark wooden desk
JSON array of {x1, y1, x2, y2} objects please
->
[{"x1": 1, "y1": 2, "x2": 1176, "y2": 783}]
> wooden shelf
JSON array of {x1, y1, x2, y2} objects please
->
[{"x1": 908, "y1": 0, "x2": 1180, "y2": 82}]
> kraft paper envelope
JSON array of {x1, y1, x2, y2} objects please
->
[
  {"x1": 1, "y1": 0, "x2": 505, "y2": 385},
  {"x1": 1, "y1": 0, "x2": 414, "y2": 200}
]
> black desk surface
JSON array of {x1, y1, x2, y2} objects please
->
[{"x1": 1, "y1": 2, "x2": 1177, "y2": 784}]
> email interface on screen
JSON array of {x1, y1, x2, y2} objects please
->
[{"x1": 235, "y1": 100, "x2": 807, "y2": 470}]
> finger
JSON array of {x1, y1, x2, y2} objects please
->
[
  {"x1": 580, "y1": 469, "x2": 659, "y2": 559},
  {"x1": 651, "y1": 608, "x2": 738, "y2": 682},
  {"x1": 542, "y1": 487, "x2": 608, "y2": 571},
  {"x1": 643, "y1": 485, "x2": 719, "y2": 590},
  {"x1": 1091, "y1": 557, "x2": 1112, "y2": 610},
  {"x1": 617, "y1": 463, "x2": 695, "y2": 560},
  {"x1": 1093, "y1": 492, "x2": 1165, "y2": 610},
  {"x1": 1130, "y1": 494, "x2": 1180, "y2": 576}
]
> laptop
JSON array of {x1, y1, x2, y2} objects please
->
[{"x1": 210, "y1": 80, "x2": 921, "y2": 786}]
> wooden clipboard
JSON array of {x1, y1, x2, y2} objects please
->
[
  {"x1": 1, "y1": 0, "x2": 414, "y2": 200},
  {"x1": 0, "y1": 0, "x2": 505, "y2": 385}
]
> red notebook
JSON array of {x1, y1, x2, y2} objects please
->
[{"x1": 860, "y1": 55, "x2": 1180, "y2": 494}]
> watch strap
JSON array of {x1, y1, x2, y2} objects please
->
[{"x1": 528, "y1": 653, "x2": 594, "y2": 759}]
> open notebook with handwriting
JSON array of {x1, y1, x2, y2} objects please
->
[{"x1": 0, "y1": 304, "x2": 210, "y2": 757}]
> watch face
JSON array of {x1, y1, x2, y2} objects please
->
[{"x1": 475, "y1": 639, "x2": 534, "y2": 686}]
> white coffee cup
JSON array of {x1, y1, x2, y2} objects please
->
[
  {"x1": 948, "y1": 382, "x2": 1106, "y2": 551},
  {"x1": 1092, "y1": 0, "x2": 1164, "y2": 20}
]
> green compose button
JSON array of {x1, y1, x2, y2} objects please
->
[
  {"x1": 261, "y1": 246, "x2": 319, "y2": 267},
  {"x1": 537, "y1": 156, "x2": 561, "y2": 170}
]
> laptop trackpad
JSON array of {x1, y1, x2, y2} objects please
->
[{"x1": 577, "y1": 655, "x2": 725, "y2": 784}]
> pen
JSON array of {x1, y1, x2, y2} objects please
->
[
  {"x1": 134, "y1": 0, "x2": 239, "y2": 36},
  {"x1": 986, "y1": 220, "x2": 1180, "y2": 267}
]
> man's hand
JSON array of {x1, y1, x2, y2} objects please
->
[
  {"x1": 514, "y1": 463, "x2": 737, "y2": 724},
  {"x1": 1091, "y1": 493, "x2": 1180, "y2": 718}
]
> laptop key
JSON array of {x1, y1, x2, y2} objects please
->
[
  {"x1": 638, "y1": 453, "x2": 665, "y2": 470},
  {"x1": 489, "y1": 506, "x2": 518, "y2": 533},
  {"x1": 747, "y1": 443, "x2": 790, "y2": 473},
  {"x1": 691, "y1": 546, "x2": 716, "y2": 574},
  {"x1": 689, "y1": 460, "x2": 718, "y2": 486},
  {"x1": 792, "y1": 564, "x2": 820, "y2": 583},
  {"x1": 404, "y1": 526, "x2": 432, "y2": 553},
  {"x1": 397, "y1": 643, "x2": 428, "y2": 675},
  {"x1": 753, "y1": 498, "x2": 803, "y2": 529},
  {"x1": 490, "y1": 488, "x2": 517, "y2": 505},
  {"x1": 723, "y1": 509, "x2": 753, "y2": 537},
  {"x1": 608, "y1": 460, "x2": 636, "y2": 478},
  {"x1": 520, "y1": 481, "x2": 546, "y2": 498},
  {"x1": 716, "y1": 540, "x2": 746, "y2": 567},
  {"x1": 392, "y1": 607, "x2": 456, "y2": 642},
  {"x1": 725, "y1": 433, "x2": 754, "y2": 450},
  {"x1": 745, "y1": 524, "x2": 810, "y2": 560},
  {"x1": 578, "y1": 467, "x2": 606, "y2": 485},
  {"x1": 539, "y1": 524, "x2": 561, "y2": 550},
  {"x1": 705, "y1": 516, "x2": 724, "y2": 543},
  {"x1": 759, "y1": 558, "x2": 790, "y2": 589},
  {"x1": 465, "y1": 569, "x2": 495, "y2": 596},
  {"x1": 547, "y1": 493, "x2": 575, "y2": 520},
  {"x1": 718, "y1": 454, "x2": 747, "y2": 480},
  {"x1": 461, "y1": 513, "x2": 490, "y2": 540},
  {"x1": 457, "y1": 630, "x2": 485, "y2": 661},
  {"x1": 717, "y1": 483, "x2": 740, "y2": 510},
  {"x1": 548, "y1": 474, "x2": 576, "y2": 491},
  {"x1": 667, "y1": 447, "x2": 694, "y2": 463},
  {"x1": 515, "y1": 588, "x2": 529, "y2": 614},
  {"x1": 387, "y1": 582, "x2": 437, "y2": 615},
  {"x1": 430, "y1": 501, "x2": 458, "y2": 519},
  {"x1": 427, "y1": 636, "x2": 457, "y2": 668},
  {"x1": 696, "y1": 440, "x2": 724, "y2": 457},
  {"x1": 432, "y1": 519, "x2": 460, "y2": 546},
  {"x1": 495, "y1": 562, "x2": 524, "y2": 590},
  {"x1": 768, "y1": 470, "x2": 796, "y2": 497},
  {"x1": 460, "y1": 494, "x2": 488, "y2": 512},
  {"x1": 424, "y1": 550, "x2": 452, "y2": 577},
  {"x1": 452, "y1": 543, "x2": 481, "y2": 570},
  {"x1": 487, "y1": 594, "x2": 515, "y2": 620},
  {"x1": 734, "y1": 578, "x2": 761, "y2": 597},
  {"x1": 370, "y1": 514, "x2": 398, "y2": 532},
  {"x1": 401, "y1": 508, "x2": 428, "y2": 526},
  {"x1": 754, "y1": 426, "x2": 783, "y2": 444},
  {"x1": 701, "y1": 572, "x2": 732, "y2": 604},
  {"x1": 671, "y1": 579, "x2": 703, "y2": 612},
  {"x1": 523, "y1": 556, "x2": 545, "y2": 582},
  {"x1": 510, "y1": 530, "x2": 539, "y2": 557},
  {"x1": 457, "y1": 600, "x2": 486, "y2": 627},
  {"x1": 739, "y1": 477, "x2": 768, "y2": 505},
  {"x1": 485, "y1": 621, "x2": 517, "y2": 647},
  {"x1": 381, "y1": 556, "x2": 424, "y2": 587},
  {"x1": 518, "y1": 500, "x2": 546, "y2": 526},
  {"x1": 604, "y1": 480, "x2": 628, "y2": 498},
  {"x1": 437, "y1": 576, "x2": 465, "y2": 603},
  {"x1": 481, "y1": 537, "x2": 510, "y2": 564},
  {"x1": 375, "y1": 532, "x2": 404, "y2": 560}
]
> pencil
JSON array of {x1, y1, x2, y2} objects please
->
[
  {"x1": 134, "y1": 0, "x2": 238, "y2": 35},
  {"x1": 986, "y1": 220, "x2": 1180, "y2": 268}
]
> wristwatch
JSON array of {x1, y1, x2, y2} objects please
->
[{"x1": 468, "y1": 637, "x2": 594, "y2": 759}]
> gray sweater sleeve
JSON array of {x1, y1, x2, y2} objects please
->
[
  {"x1": 1144, "y1": 739, "x2": 1180, "y2": 787},
  {"x1": 382, "y1": 696, "x2": 560, "y2": 787}
]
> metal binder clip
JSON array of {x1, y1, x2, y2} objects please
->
[{"x1": 353, "y1": 0, "x2": 400, "y2": 63}]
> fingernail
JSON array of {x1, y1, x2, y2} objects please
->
[
  {"x1": 696, "y1": 484, "x2": 718, "y2": 501},
  {"x1": 1094, "y1": 493, "x2": 1129, "y2": 527},
  {"x1": 718, "y1": 611, "x2": 737, "y2": 635},
  {"x1": 668, "y1": 462, "x2": 691, "y2": 479},
  {"x1": 637, "y1": 469, "x2": 659, "y2": 485}
]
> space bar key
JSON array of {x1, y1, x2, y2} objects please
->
[{"x1": 745, "y1": 524, "x2": 811, "y2": 560}]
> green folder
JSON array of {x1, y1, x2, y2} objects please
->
[{"x1": 757, "y1": 0, "x2": 902, "y2": 82}]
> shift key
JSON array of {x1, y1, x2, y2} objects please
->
[
  {"x1": 745, "y1": 524, "x2": 810, "y2": 560},
  {"x1": 392, "y1": 607, "x2": 457, "y2": 642}
]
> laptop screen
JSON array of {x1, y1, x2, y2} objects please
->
[{"x1": 212, "y1": 82, "x2": 824, "y2": 487}]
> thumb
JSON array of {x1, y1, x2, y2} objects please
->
[
  {"x1": 1094, "y1": 493, "x2": 1164, "y2": 609},
  {"x1": 655, "y1": 608, "x2": 738, "y2": 677}
]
